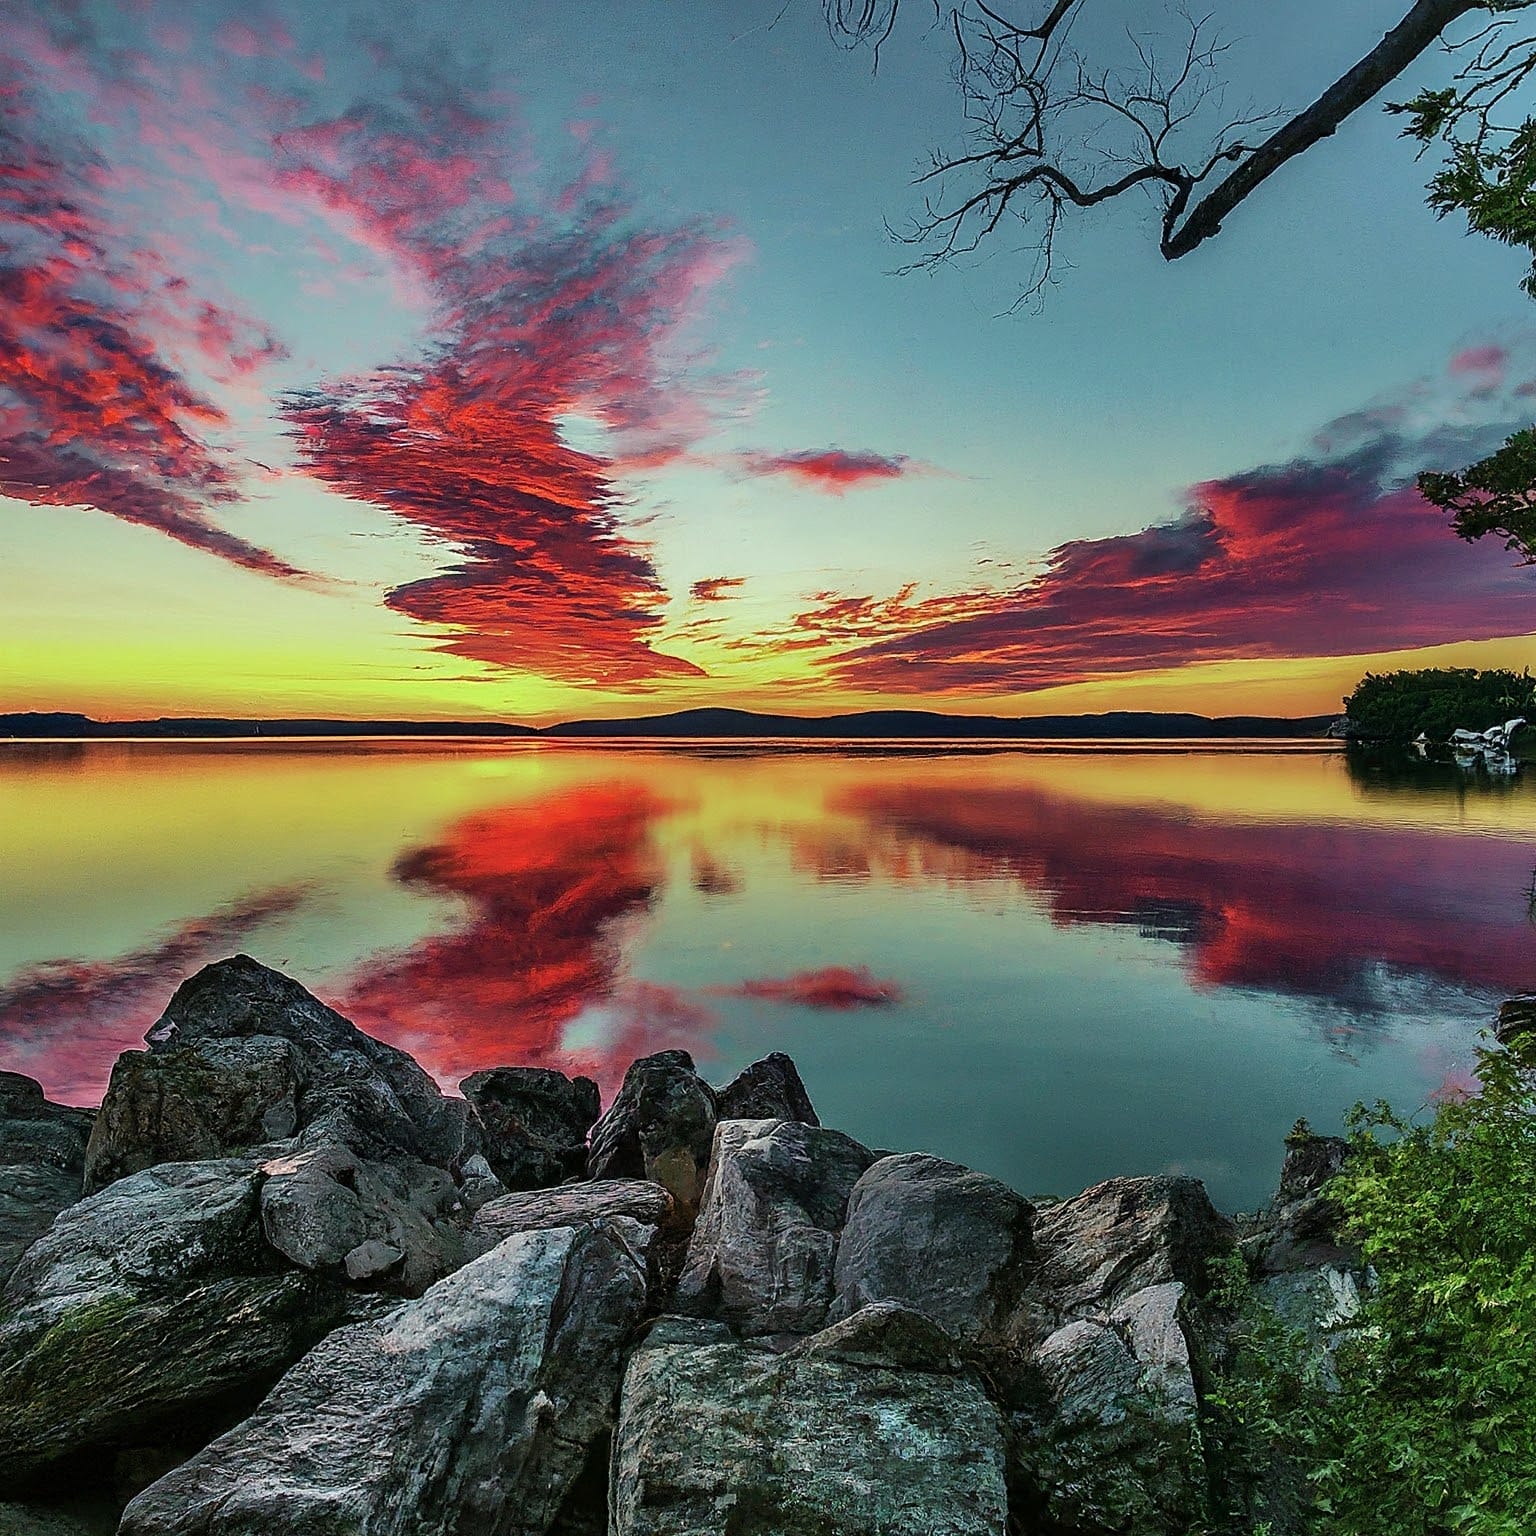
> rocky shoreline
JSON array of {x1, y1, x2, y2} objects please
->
[{"x1": 0, "y1": 956, "x2": 1375, "y2": 1535}]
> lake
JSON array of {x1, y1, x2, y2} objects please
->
[{"x1": 2, "y1": 738, "x2": 1532, "y2": 1212}]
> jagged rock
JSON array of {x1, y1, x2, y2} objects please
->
[
  {"x1": 676, "y1": 1118, "x2": 875, "y2": 1335},
  {"x1": 1030, "y1": 1175, "x2": 1232, "y2": 1326},
  {"x1": 612, "y1": 1326, "x2": 1009, "y2": 1534},
  {"x1": 1242, "y1": 1128, "x2": 1356, "y2": 1275},
  {"x1": 0, "y1": 1072, "x2": 94, "y2": 1172},
  {"x1": 715, "y1": 1053, "x2": 819, "y2": 1125},
  {"x1": 468, "y1": 1180, "x2": 674, "y2": 1259},
  {"x1": 793, "y1": 1301, "x2": 964, "y2": 1372},
  {"x1": 460, "y1": 1065, "x2": 599, "y2": 1191},
  {"x1": 119, "y1": 1220, "x2": 656, "y2": 1536},
  {"x1": 454, "y1": 1152, "x2": 504, "y2": 1213},
  {"x1": 0, "y1": 1159, "x2": 348, "y2": 1489},
  {"x1": 1496, "y1": 994, "x2": 1536, "y2": 1045},
  {"x1": 830, "y1": 1153, "x2": 1033, "y2": 1341},
  {"x1": 1017, "y1": 1281, "x2": 1206, "y2": 1535},
  {"x1": 0, "y1": 1072, "x2": 93, "y2": 1282},
  {"x1": 82, "y1": 1037, "x2": 301, "y2": 1193},
  {"x1": 119, "y1": 956, "x2": 480, "y2": 1173},
  {"x1": 258, "y1": 1142, "x2": 464, "y2": 1294},
  {"x1": 587, "y1": 1050, "x2": 717, "y2": 1217},
  {"x1": 1255, "y1": 1265, "x2": 1367, "y2": 1390}
]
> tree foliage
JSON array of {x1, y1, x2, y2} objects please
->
[
  {"x1": 1418, "y1": 426, "x2": 1536, "y2": 563},
  {"x1": 1343, "y1": 666, "x2": 1535, "y2": 740}
]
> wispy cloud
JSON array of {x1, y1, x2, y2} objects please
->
[{"x1": 729, "y1": 447, "x2": 922, "y2": 493}]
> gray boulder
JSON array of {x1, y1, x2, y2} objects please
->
[
  {"x1": 258, "y1": 1142, "x2": 464, "y2": 1295},
  {"x1": 82, "y1": 1036, "x2": 301, "y2": 1193},
  {"x1": 1496, "y1": 994, "x2": 1536, "y2": 1045},
  {"x1": 0, "y1": 1072, "x2": 93, "y2": 1172},
  {"x1": 119, "y1": 1220, "x2": 656, "y2": 1536},
  {"x1": 676, "y1": 1118, "x2": 875, "y2": 1335},
  {"x1": 714, "y1": 1053, "x2": 818, "y2": 1125},
  {"x1": 110, "y1": 956, "x2": 480, "y2": 1173},
  {"x1": 469, "y1": 1179, "x2": 674, "y2": 1259},
  {"x1": 1017, "y1": 1281, "x2": 1207, "y2": 1535},
  {"x1": 0, "y1": 1072, "x2": 93, "y2": 1281},
  {"x1": 1030, "y1": 1175, "x2": 1232, "y2": 1326},
  {"x1": 587, "y1": 1050, "x2": 717, "y2": 1219},
  {"x1": 0, "y1": 1159, "x2": 347, "y2": 1488},
  {"x1": 460, "y1": 1065, "x2": 599, "y2": 1191},
  {"x1": 793, "y1": 1301, "x2": 964, "y2": 1373},
  {"x1": 612, "y1": 1325, "x2": 1009, "y2": 1534},
  {"x1": 830, "y1": 1153, "x2": 1033, "y2": 1342},
  {"x1": 1242, "y1": 1127, "x2": 1355, "y2": 1275}
]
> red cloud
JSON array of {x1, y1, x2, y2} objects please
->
[
  {"x1": 274, "y1": 102, "x2": 737, "y2": 684},
  {"x1": 733, "y1": 448, "x2": 916, "y2": 493},
  {"x1": 1450, "y1": 344, "x2": 1507, "y2": 378},
  {"x1": 713, "y1": 966, "x2": 904, "y2": 1009},
  {"x1": 792, "y1": 432, "x2": 1535, "y2": 694},
  {"x1": 0, "y1": 884, "x2": 313, "y2": 1105},
  {"x1": 690, "y1": 576, "x2": 746, "y2": 603}
]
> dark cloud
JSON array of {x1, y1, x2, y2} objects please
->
[{"x1": 731, "y1": 447, "x2": 918, "y2": 493}]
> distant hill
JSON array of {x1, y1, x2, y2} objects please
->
[
  {"x1": 542, "y1": 707, "x2": 1336, "y2": 739},
  {"x1": 0, "y1": 713, "x2": 537, "y2": 739}
]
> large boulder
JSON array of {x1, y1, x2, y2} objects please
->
[
  {"x1": 119, "y1": 1220, "x2": 656, "y2": 1536},
  {"x1": 258, "y1": 1143, "x2": 465, "y2": 1294},
  {"x1": 84, "y1": 957, "x2": 480, "y2": 1183},
  {"x1": 1030, "y1": 1176, "x2": 1232, "y2": 1327},
  {"x1": 714, "y1": 1053, "x2": 818, "y2": 1125},
  {"x1": 1495, "y1": 994, "x2": 1536, "y2": 1046},
  {"x1": 469, "y1": 1180, "x2": 674, "y2": 1258},
  {"x1": 1015, "y1": 1281, "x2": 1207, "y2": 1536},
  {"x1": 82, "y1": 1037, "x2": 301, "y2": 1194},
  {"x1": 0, "y1": 1073, "x2": 93, "y2": 1282},
  {"x1": 587, "y1": 1050, "x2": 717, "y2": 1218},
  {"x1": 0, "y1": 1159, "x2": 348, "y2": 1489},
  {"x1": 460, "y1": 1065, "x2": 599, "y2": 1191},
  {"x1": 676, "y1": 1118, "x2": 876, "y2": 1335},
  {"x1": 830, "y1": 1153, "x2": 1034, "y2": 1342},
  {"x1": 611, "y1": 1321, "x2": 1009, "y2": 1535}
]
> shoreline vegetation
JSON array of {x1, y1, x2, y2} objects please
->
[{"x1": 1, "y1": 959, "x2": 1532, "y2": 1534}]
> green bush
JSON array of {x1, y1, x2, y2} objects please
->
[
  {"x1": 1343, "y1": 668, "x2": 1534, "y2": 744},
  {"x1": 1206, "y1": 1038, "x2": 1536, "y2": 1534}
]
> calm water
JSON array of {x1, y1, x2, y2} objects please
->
[{"x1": 2, "y1": 739, "x2": 1532, "y2": 1211}]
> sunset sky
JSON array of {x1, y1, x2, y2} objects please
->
[{"x1": 2, "y1": 0, "x2": 1533, "y2": 724}]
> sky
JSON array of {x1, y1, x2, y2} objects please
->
[{"x1": 1, "y1": 0, "x2": 1533, "y2": 723}]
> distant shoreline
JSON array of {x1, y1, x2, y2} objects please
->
[{"x1": 0, "y1": 707, "x2": 1337, "y2": 742}]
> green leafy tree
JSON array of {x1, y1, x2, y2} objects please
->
[
  {"x1": 1418, "y1": 427, "x2": 1536, "y2": 564},
  {"x1": 1343, "y1": 666, "x2": 1535, "y2": 741}
]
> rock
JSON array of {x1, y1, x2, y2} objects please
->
[
  {"x1": 0, "y1": 1159, "x2": 348, "y2": 1489},
  {"x1": 1496, "y1": 994, "x2": 1536, "y2": 1046},
  {"x1": 454, "y1": 1152, "x2": 505, "y2": 1213},
  {"x1": 469, "y1": 1180, "x2": 674, "y2": 1259},
  {"x1": 1030, "y1": 1175, "x2": 1232, "y2": 1326},
  {"x1": 460, "y1": 1065, "x2": 599, "y2": 1191},
  {"x1": 1018, "y1": 1281, "x2": 1206, "y2": 1535},
  {"x1": 587, "y1": 1050, "x2": 717, "y2": 1217},
  {"x1": 611, "y1": 1330, "x2": 1009, "y2": 1534},
  {"x1": 830, "y1": 1153, "x2": 1033, "y2": 1342},
  {"x1": 676, "y1": 1118, "x2": 875, "y2": 1335},
  {"x1": 0, "y1": 1165, "x2": 83, "y2": 1285},
  {"x1": 793, "y1": 1301, "x2": 964, "y2": 1372},
  {"x1": 1243, "y1": 1127, "x2": 1356, "y2": 1275},
  {"x1": 0, "y1": 1072, "x2": 94, "y2": 1173},
  {"x1": 119, "y1": 1220, "x2": 655, "y2": 1536},
  {"x1": 82, "y1": 1036, "x2": 301, "y2": 1193},
  {"x1": 1254, "y1": 1265, "x2": 1367, "y2": 1390},
  {"x1": 0, "y1": 1073, "x2": 93, "y2": 1281},
  {"x1": 714, "y1": 1053, "x2": 818, "y2": 1125},
  {"x1": 127, "y1": 956, "x2": 480, "y2": 1173},
  {"x1": 258, "y1": 1142, "x2": 464, "y2": 1294},
  {"x1": 0, "y1": 1500, "x2": 119, "y2": 1536}
]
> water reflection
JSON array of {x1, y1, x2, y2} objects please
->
[{"x1": 1, "y1": 742, "x2": 1532, "y2": 1207}]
